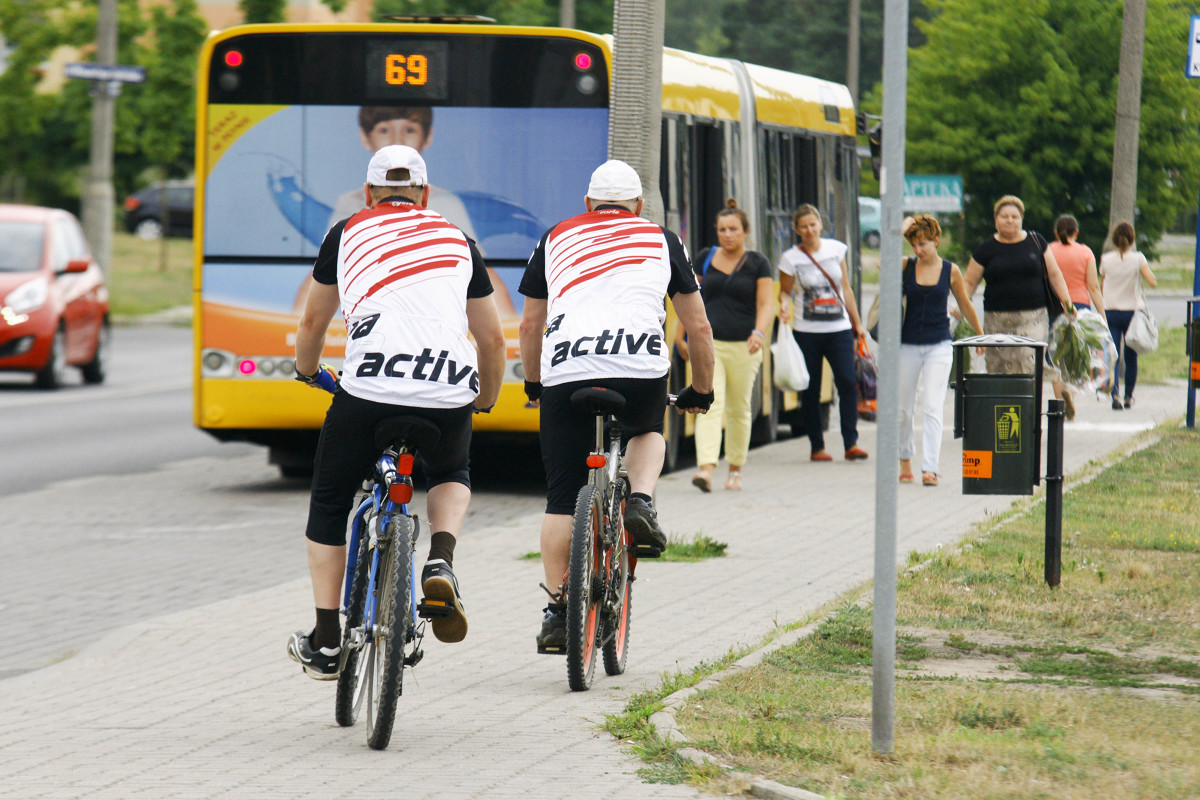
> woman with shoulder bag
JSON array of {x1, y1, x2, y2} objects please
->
[
  {"x1": 1100, "y1": 220, "x2": 1157, "y2": 410},
  {"x1": 778, "y1": 203, "x2": 868, "y2": 463},
  {"x1": 676, "y1": 201, "x2": 774, "y2": 491},
  {"x1": 962, "y1": 195, "x2": 1077, "y2": 414}
]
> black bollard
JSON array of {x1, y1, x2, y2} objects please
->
[{"x1": 1044, "y1": 399, "x2": 1065, "y2": 588}]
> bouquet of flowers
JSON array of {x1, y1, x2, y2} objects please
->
[{"x1": 1048, "y1": 309, "x2": 1117, "y2": 393}]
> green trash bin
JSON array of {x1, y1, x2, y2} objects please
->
[{"x1": 952, "y1": 335, "x2": 1045, "y2": 496}]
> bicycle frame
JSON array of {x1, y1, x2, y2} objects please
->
[
  {"x1": 342, "y1": 449, "x2": 420, "y2": 643},
  {"x1": 591, "y1": 417, "x2": 626, "y2": 537}
]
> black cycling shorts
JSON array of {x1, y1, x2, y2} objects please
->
[
  {"x1": 539, "y1": 375, "x2": 668, "y2": 515},
  {"x1": 306, "y1": 390, "x2": 473, "y2": 546}
]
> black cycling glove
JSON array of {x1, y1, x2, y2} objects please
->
[
  {"x1": 524, "y1": 380, "x2": 543, "y2": 402},
  {"x1": 675, "y1": 384, "x2": 715, "y2": 412}
]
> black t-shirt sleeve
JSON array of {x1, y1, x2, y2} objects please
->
[
  {"x1": 465, "y1": 238, "x2": 494, "y2": 299},
  {"x1": 312, "y1": 219, "x2": 349, "y2": 285},
  {"x1": 664, "y1": 228, "x2": 699, "y2": 297},
  {"x1": 518, "y1": 228, "x2": 553, "y2": 299},
  {"x1": 971, "y1": 237, "x2": 994, "y2": 268},
  {"x1": 748, "y1": 250, "x2": 773, "y2": 280}
]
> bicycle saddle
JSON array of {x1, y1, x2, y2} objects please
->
[
  {"x1": 570, "y1": 387, "x2": 626, "y2": 416},
  {"x1": 373, "y1": 415, "x2": 442, "y2": 453}
]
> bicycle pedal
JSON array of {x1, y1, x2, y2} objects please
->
[
  {"x1": 536, "y1": 644, "x2": 566, "y2": 656},
  {"x1": 403, "y1": 648, "x2": 423, "y2": 667},
  {"x1": 417, "y1": 599, "x2": 454, "y2": 620},
  {"x1": 632, "y1": 544, "x2": 663, "y2": 559}
]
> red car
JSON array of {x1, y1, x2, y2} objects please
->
[{"x1": 0, "y1": 204, "x2": 110, "y2": 388}]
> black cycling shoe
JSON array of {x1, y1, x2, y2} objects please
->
[
  {"x1": 624, "y1": 496, "x2": 667, "y2": 557},
  {"x1": 536, "y1": 603, "x2": 567, "y2": 654},
  {"x1": 287, "y1": 629, "x2": 341, "y2": 680},
  {"x1": 420, "y1": 559, "x2": 468, "y2": 643}
]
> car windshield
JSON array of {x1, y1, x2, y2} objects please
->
[{"x1": 0, "y1": 221, "x2": 45, "y2": 272}]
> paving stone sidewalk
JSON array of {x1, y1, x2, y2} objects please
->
[{"x1": 0, "y1": 382, "x2": 1183, "y2": 799}]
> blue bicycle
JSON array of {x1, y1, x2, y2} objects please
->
[{"x1": 330, "y1": 411, "x2": 449, "y2": 750}]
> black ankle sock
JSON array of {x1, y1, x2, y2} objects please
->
[
  {"x1": 630, "y1": 492, "x2": 651, "y2": 505},
  {"x1": 428, "y1": 530, "x2": 456, "y2": 566},
  {"x1": 314, "y1": 607, "x2": 340, "y2": 650}
]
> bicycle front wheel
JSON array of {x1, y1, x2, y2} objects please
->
[
  {"x1": 365, "y1": 515, "x2": 413, "y2": 750},
  {"x1": 335, "y1": 529, "x2": 372, "y2": 728},
  {"x1": 566, "y1": 484, "x2": 602, "y2": 691},
  {"x1": 602, "y1": 478, "x2": 632, "y2": 676}
]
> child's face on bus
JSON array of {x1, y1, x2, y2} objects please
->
[{"x1": 362, "y1": 117, "x2": 430, "y2": 152}]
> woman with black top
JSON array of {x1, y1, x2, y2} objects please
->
[
  {"x1": 676, "y1": 201, "x2": 774, "y2": 491},
  {"x1": 963, "y1": 195, "x2": 1074, "y2": 378},
  {"x1": 897, "y1": 215, "x2": 981, "y2": 487}
]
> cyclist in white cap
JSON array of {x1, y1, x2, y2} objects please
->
[
  {"x1": 518, "y1": 158, "x2": 715, "y2": 653},
  {"x1": 287, "y1": 144, "x2": 506, "y2": 679}
]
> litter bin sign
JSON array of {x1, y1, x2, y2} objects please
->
[{"x1": 953, "y1": 335, "x2": 1045, "y2": 496}]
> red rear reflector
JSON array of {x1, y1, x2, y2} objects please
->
[
  {"x1": 389, "y1": 483, "x2": 413, "y2": 504},
  {"x1": 397, "y1": 452, "x2": 415, "y2": 475},
  {"x1": 123, "y1": 197, "x2": 140, "y2": 211},
  {"x1": 586, "y1": 454, "x2": 607, "y2": 469}
]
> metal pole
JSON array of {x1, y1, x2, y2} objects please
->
[
  {"x1": 847, "y1": 0, "x2": 861, "y2": 108},
  {"x1": 1108, "y1": 0, "x2": 1146, "y2": 237},
  {"x1": 608, "y1": 0, "x2": 665, "y2": 225},
  {"x1": 1188, "y1": 299, "x2": 1196, "y2": 429},
  {"x1": 1044, "y1": 398, "x2": 1065, "y2": 587},
  {"x1": 559, "y1": 0, "x2": 575, "y2": 28},
  {"x1": 81, "y1": 0, "x2": 118, "y2": 273},
  {"x1": 871, "y1": 0, "x2": 908, "y2": 755}
]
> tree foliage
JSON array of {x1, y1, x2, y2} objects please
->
[
  {"x1": 239, "y1": 0, "x2": 286, "y2": 24},
  {"x1": 906, "y1": 0, "x2": 1200, "y2": 255},
  {"x1": 371, "y1": 0, "x2": 612, "y2": 29}
]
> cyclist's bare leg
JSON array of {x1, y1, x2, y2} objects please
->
[
  {"x1": 426, "y1": 482, "x2": 470, "y2": 538},
  {"x1": 623, "y1": 432, "x2": 665, "y2": 497},
  {"x1": 540, "y1": 513, "x2": 572, "y2": 595},
  {"x1": 308, "y1": 540, "x2": 347, "y2": 609}
]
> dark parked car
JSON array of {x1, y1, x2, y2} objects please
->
[
  {"x1": 123, "y1": 180, "x2": 194, "y2": 239},
  {"x1": 0, "y1": 204, "x2": 110, "y2": 388}
]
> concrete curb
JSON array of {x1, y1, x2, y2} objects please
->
[{"x1": 648, "y1": 620, "x2": 826, "y2": 800}]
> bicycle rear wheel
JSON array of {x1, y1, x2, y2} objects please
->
[
  {"x1": 364, "y1": 515, "x2": 413, "y2": 750},
  {"x1": 602, "y1": 478, "x2": 632, "y2": 676},
  {"x1": 566, "y1": 484, "x2": 602, "y2": 691},
  {"x1": 335, "y1": 528, "x2": 372, "y2": 728}
]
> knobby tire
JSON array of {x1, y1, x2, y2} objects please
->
[
  {"x1": 366, "y1": 515, "x2": 413, "y2": 750},
  {"x1": 601, "y1": 478, "x2": 631, "y2": 676},
  {"x1": 335, "y1": 526, "x2": 372, "y2": 728},
  {"x1": 566, "y1": 485, "x2": 602, "y2": 691}
]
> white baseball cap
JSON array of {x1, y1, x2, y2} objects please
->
[
  {"x1": 586, "y1": 159, "x2": 642, "y2": 202},
  {"x1": 366, "y1": 145, "x2": 428, "y2": 186}
]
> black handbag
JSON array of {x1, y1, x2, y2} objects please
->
[{"x1": 1032, "y1": 231, "x2": 1064, "y2": 318}]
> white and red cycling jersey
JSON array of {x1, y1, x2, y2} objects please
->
[
  {"x1": 313, "y1": 200, "x2": 493, "y2": 408},
  {"x1": 519, "y1": 205, "x2": 697, "y2": 387}
]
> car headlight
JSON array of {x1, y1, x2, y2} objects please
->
[{"x1": 5, "y1": 277, "x2": 48, "y2": 315}]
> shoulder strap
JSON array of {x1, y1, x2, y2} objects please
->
[
  {"x1": 700, "y1": 247, "x2": 716, "y2": 278},
  {"x1": 800, "y1": 246, "x2": 846, "y2": 309}
]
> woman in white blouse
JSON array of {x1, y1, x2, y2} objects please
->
[{"x1": 1100, "y1": 220, "x2": 1157, "y2": 410}]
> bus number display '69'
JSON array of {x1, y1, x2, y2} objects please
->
[{"x1": 366, "y1": 40, "x2": 447, "y2": 100}]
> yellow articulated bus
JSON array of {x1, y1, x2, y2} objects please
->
[{"x1": 192, "y1": 18, "x2": 858, "y2": 475}]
